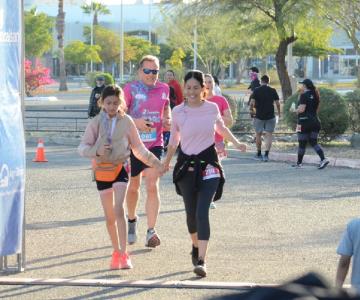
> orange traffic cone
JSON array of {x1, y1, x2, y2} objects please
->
[{"x1": 33, "y1": 138, "x2": 48, "y2": 162}]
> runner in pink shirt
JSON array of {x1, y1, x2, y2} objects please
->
[
  {"x1": 163, "y1": 70, "x2": 246, "y2": 277},
  {"x1": 204, "y1": 74, "x2": 233, "y2": 159},
  {"x1": 123, "y1": 55, "x2": 171, "y2": 248}
]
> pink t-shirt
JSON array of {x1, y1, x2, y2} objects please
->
[
  {"x1": 124, "y1": 80, "x2": 169, "y2": 149},
  {"x1": 207, "y1": 95, "x2": 230, "y2": 143},
  {"x1": 168, "y1": 100, "x2": 228, "y2": 155}
]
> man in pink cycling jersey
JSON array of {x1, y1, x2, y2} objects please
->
[{"x1": 124, "y1": 55, "x2": 171, "y2": 248}]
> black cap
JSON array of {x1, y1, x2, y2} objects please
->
[
  {"x1": 96, "y1": 75, "x2": 105, "y2": 81},
  {"x1": 298, "y1": 78, "x2": 313, "y2": 87},
  {"x1": 250, "y1": 67, "x2": 259, "y2": 73}
]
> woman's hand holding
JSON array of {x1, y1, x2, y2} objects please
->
[{"x1": 235, "y1": 141, "x2": 247, "y2": 152}]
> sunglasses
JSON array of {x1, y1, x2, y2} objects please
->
[{"x1": 143, "y1": 68, "x2": 159, "y2": 75}]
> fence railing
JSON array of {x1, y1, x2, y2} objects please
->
[
  {"x1": 24, "y1": 108, "x2": 296, "y2": 136},
  {"x1": 25, "y1": 109, "x2": 88, "y2": 133}
]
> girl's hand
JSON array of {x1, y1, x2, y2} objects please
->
[
  {"x1": 235, "y1": 141, "x2": 246, "y2": 152},
  {"x1": 97, "y1": 144, "x2": 112, "y2": 156}
]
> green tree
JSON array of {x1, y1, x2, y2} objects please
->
[
  {"x1": 84, "y1": 26, "x2": 160, "y2": 70},
  {"x1": 323, "y1": 0, "x2": 360, "y2": 86},
  {"x1": 159, "y1": 5, "x2": 273, "y2": 79},
  {"x1": 81, "y1": 1, "x2": 111, "y2": 26},
  {"x1": 25, "y1": 8, "x2": 53, "y2": 58},
  {"x1": 168, "y1": 0, "x2": 328, "y2": 100},
  {"x1": 64, "y1": 41, "x2": 101, "y2": 75}
]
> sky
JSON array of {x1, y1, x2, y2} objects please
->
[{"x1": 25, "y1": 0, "x2": 161, "y2": 4}]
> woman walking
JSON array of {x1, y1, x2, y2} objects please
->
[
  {"x1": 292, "y1": 79, "x2": 329, "y2": 169},
  {"x1": 163, "y1": 70, "x2": 246, "y2": 277},
  {"x1": 79, "y1": 85, "x2": 164, "y2": 270}
]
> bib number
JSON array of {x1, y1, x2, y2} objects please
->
[
  {"x1": 139, "y1": 128, "x2": 157, "y2": 142},
  {"x1": 202, "y1": 164, "x2": 220, "y2": 180}
]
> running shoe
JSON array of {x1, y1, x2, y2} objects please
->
[
  {"x1": 110, "y1": 251, "x2": 121, "y2": 270},
  {"x1": 128, "y1": 218, "x2": 138, "y2": 245},
  {"x1": 318, "y1": 158, "x2": 330, "y2": 170},
  {"x1": 263, "y1": 155, "x2": 269, "y2": 162},
  {"x1": 145, "y1": 228, "x2": 161, "y2": 248},
  {"x1": 191, "y1": 246, "x2": 199, "y2": 267},
  {"x1": 119, "y1": 252, "x2": 133, "y2": 269},
  {"x1": 254, "y1": 154, "x2": 263, "y2": 161},
  {"x1": 193, "y1": 259, "x2": 207, "y2": 277},
  {"x1": 210, "y1": 202, "x2": 216, "y2": 209},
  {"x1": 291, "y1": 163, "x2": 303, "y2": 168}
]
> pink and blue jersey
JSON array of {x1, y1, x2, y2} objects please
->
[
  {"x1": 207, "y1": 95, "x2": 230, "y2": 143},
  {"x1": 124, "y1": 80, "x2": 169, "y2": 149}
]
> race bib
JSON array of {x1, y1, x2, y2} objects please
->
[
  {"x1": 202, "y1": 164, "x2": 220, "y2": 180},
  {"x1": 296, "y1": 124, "x2": 302, "y2": 132},
  {"x1": 139, "y1": 128, "x2": 157, "y2": 142}
]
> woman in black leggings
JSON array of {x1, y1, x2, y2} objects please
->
[
  {"x1": 163, "y1": 70, "x2": 246, "y2": 277},
  {"x1": 292, "y1": 79, "x2": 329, "y2": 169}
]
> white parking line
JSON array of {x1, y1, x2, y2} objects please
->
[{"x1": 0, "y1": 277, "x2": 275, "y2": 289}]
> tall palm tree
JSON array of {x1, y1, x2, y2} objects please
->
[
  {"x1": 56, "y1": 0, "x2": 67, "y2": 91},
  {"x1": 81, "y1": 1, "x2": 111, "y2": 26}
]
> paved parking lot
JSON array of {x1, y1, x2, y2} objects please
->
[{"x1": 0, "y1": 144, "x2": 359, "y2": 299}]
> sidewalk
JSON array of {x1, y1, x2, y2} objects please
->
[{"x1": 228, "y1": 148, "x2": 360, "y2": 169}]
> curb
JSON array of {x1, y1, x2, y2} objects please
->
[{"x1": 227, "y1": 149, "x2": 360, "y2": 169}]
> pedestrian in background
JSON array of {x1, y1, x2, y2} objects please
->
[
  {"x1": 163, "y1": 70, "x2": 246, "y2": 277},
  {"x1": 165, "y1": 69, "x2": 184, "y2": 107},
  {"x1": 249, "y1": 75, "x2": 280, "y2": 162},
  {"x1": 124, "y1": 55, "x2": 171, "y2": 248},
  {"x1": 205, "y1": 73, "x2": 233, "y2": 158},
  {"x1": 212, "y1": 75, "x2": 222, "y2": 96},
  {"x1": 88, "y1": 75, "x2": 106, "y2": 118},
  {"x1": 290, "y1": 78, "x2": 329, "y2": 169},
  {"x1": 79, "y1": 85, "x2": 164, "y2": 270}
]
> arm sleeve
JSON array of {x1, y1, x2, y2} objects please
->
[
  {"x1": 299, "y1": 93, "x2": 307, "y2": 105},
  {"x1": 78, "y1": 120, "x2": 99, "y2": 158},
  {"x1": 337, "y1": 223, "x2": 354, "y2": 256},
  {"x1": 273, "y1": 88, "x2": 280, "y2": 101},
  {"x1": 127, "y1": 117, "x2": 160, "y2": 167},
  {"x1": 214, "y1": 107, "x2": 228, "y2": 136},
  {"x1": 123, "y1": 83, "x2": 132, "y2": 111}
]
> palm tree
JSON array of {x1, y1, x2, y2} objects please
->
[
  {"x1": 56, "y1": 0, "x2": 67, "y2": 91},
  {"x1": 81, "y1": 1, "x2": 111, "y2": 26}
]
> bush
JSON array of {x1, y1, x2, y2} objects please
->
[
  {"x1": 345, "y1": 89, "x2": 360, "y2": 132},
  {"x1": 283, "y1": 87, "x2": 349, "y2": 141},
  {"x1": 222, "y1": 93, "x2": 237, "y2": 123},
  {"x1": 85, "y1": 71, "x2": 114, "y2": 88},
  {"x1": 25, "y1": 59, "x2": 54, "y2": 96}
]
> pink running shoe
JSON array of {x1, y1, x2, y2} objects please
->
[
  {"x1": 120, "y1": 252, "x2": 133, "y2": 269},
  {"x1": 110, "y1": 251, "x2": 121, "y2": 270}
]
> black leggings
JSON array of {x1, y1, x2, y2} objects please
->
[
  {"x1": 177, "y1": 170, "x2": 220, "y2": 240},
  {"x1": 297, "y1": 131, "x2": 325, "y2": 164}
]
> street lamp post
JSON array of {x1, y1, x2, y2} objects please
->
[
  {"x1": 90, "y1": 1, "x2": 93, "y2": 72},
  {"x1": 148, "y1": 0, "x2": 152, "y2": 42},
  {"x1": 193, "y1": 18, "x2": 197, "y2": 69},
  {"x1": 119, "y1": 0, "x2": 124, "y2": 83}
]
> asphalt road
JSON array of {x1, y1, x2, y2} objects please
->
[{"x1": 0, "y1": 144, "x2": 359, "y2": 299}]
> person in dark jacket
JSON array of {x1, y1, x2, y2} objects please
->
[{"x1": 88, "y1": 75, "x2": 106, "y2": 118}]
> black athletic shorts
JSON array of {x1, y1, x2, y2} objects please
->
[
  {"x1": 96, "y1": 166, "x2": 128, "y2": 191},
  {"x1": 130, "y1": 146, "x2": 163, "y2": 177}
]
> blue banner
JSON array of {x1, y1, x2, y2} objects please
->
[{"x1": 0, "y1": 0, "x2": 25, "y2": 256}]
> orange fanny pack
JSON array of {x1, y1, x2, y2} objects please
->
[{"x1": 92, "y1": 160, "x2": 123, "y2": 182}]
